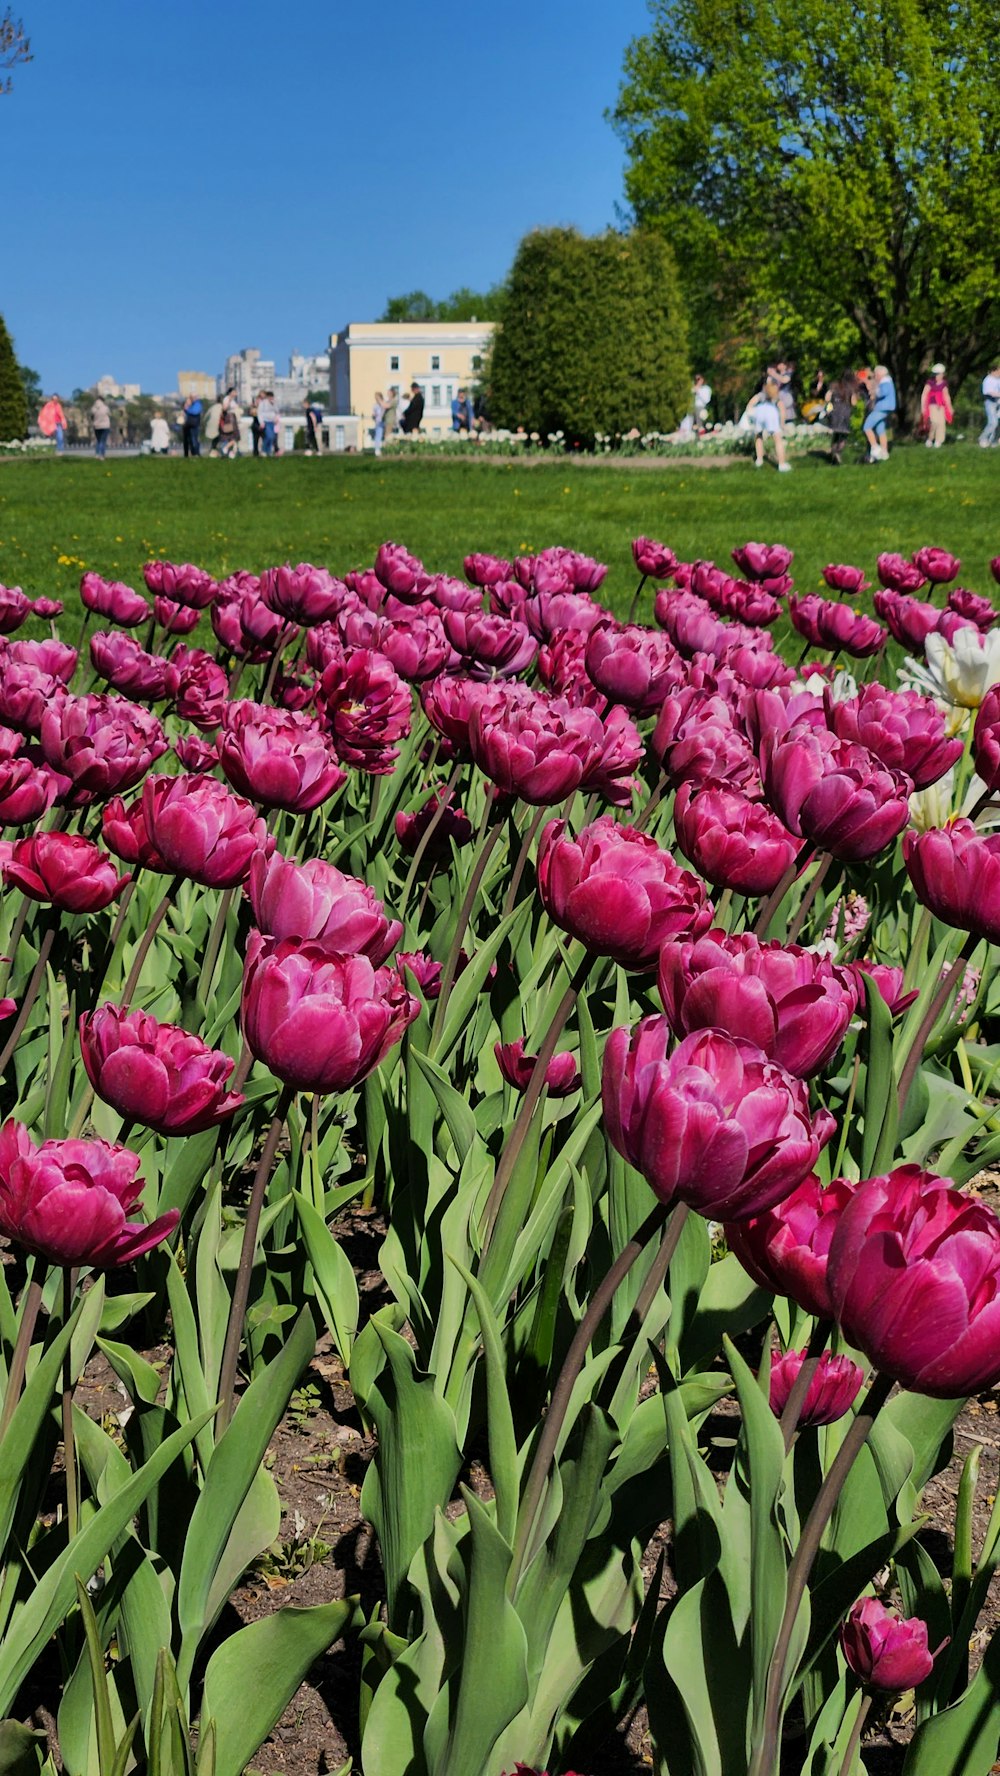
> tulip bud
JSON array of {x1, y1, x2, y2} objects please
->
[
  {"x1": 789, "y1": 594, "x2": 886, "y2": 658},
  {"x1": 768, "y1": 1348, "x2": 864, "y2": 1426},
  {"x1": 241, "y1": 933, "x2": 419, "y2": 1093},
  {"x1": 603, "y1": 1021, "x2": 833, "y2": 1221},
  {"x1": 80, "y1": 1006, "x2": 244, "y2": 1135},
  {"x1": 0, "y1": 1121, "x2": 178, "y2": 1266},
  {"x1": 0, "y1": 584, "x2": 29, "y2": 632},
  {"x1": 495, "y1": 1039, "x2": 580, "y2": 1097},
  {"x1": 395, "y1": 792, "x2": 473, "y2": 859},
  {"x1": 841, "y1": 1598, "x2": 945, "y2": 1691},
  {"x1": 538, "y1": 817, "x2": 713, "y2": 968},
  {"x1": 80, "y1": 572, "x2": 151, "y2": 627}
]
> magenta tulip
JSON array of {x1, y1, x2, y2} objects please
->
[
  {"x1": 219, "y1": 701, "x2": 345, "y2": 812},
  {"x1": 902, "y1": 820, "x2": 1000, "y2": 943},
  {"x1": 947, "y1": 586, "x2": 997, "y2": 631},
  {"x1": 974, "y1": 686, "x2": 1000, "y2": 790},
  {"x1": 80, "y1": 572, "x2": 151, "y2": 627},
  {"x1": 374, "y1": 542, "x2": 424, "y2": 601},
  {"x1": 0, "y1": 753, "x2": 57, "y2": 825},
  {"x1": 531, "y1": 546, "x2": 608, "y2": 595},
  {"x1": 79, "y1": 1005, "x2": 244, "y2": 1135},
  {"x1": 520, "y1": 589, "x2": 606, "y2": 643},
  {"x1": 827, "y1": 1167, "x2": 1000, "y2": 1395},
  {"x1": 377, "y1": 613, "x2": 451, "y2": 682},
  {"x1": 495, "y1": 1039, "x2": 580, "y2": 1097},
  {"x1": 102, "y1": 788, "x2": 172, "y2": 873},
  {"x1": 789, "y1": 594, "x2": 886, "y2": 658},
  {"x1": 876, "y1": 553, "x2": 928, "y2": 594},
  {"x1": 442, "y1": 608, "x2": 537, "y2": 677},
  {"x1": 653, "y1": 691, "x2": 760, "y2": 794},
  {"x1": 761, "y1": 725, "x2": 911, "y2": 860},
  {"x1": 848, "y1": 963, "x2": 918, "y2": 1018},
  {"x1": 144, "y1": 560, "x2": 217, "y2": 609},
  {"x1": 726, "y1": 1173, "x2": 857, "y2": 1317},
  {"x1": 10, "y1": 639, "x2": 77, "y2": 683},
  {"x1": 90, "y1": 632, "x2": 173, "y2": 702},
  {"x1": 0, "y1": 585, "x2": 30, "y2": 633},
  {"x1": 0, "y1": 659, "x2": 63, "y2": 734},
  {"x1": 142, "y1": 773, "x2": 271, "y2": 888},
  {"x1": 153, "y1": 596, "x2": 201, "y2": 636},
  {"x1": 468, "y1": 683, "x2": 633, "y2": 805},
  {"x1": 241, "y1": 933, "x2": 419, "y2": 1092},
  {"x1": 166, "y1": 646, "x2": 229, "y2": 730},
  {"x1": 632, "y1": 537, "x2": 678, "y2": 580},
  {"x1": 673, "y1": 782, "x2": 803, "y2": 896},
  {"x1": 395, "y1": 792, "x2": 474, "y2": 858},
  {"x1": 246, "y1": 851, "x2": 401, "y2": 962},
  {"x1": 174, "y1": 733, "x2": 220, "y2": 773},
  {"x1": 828, "y1": 684, "x2": 964, "y2": 789},
  {"x1": 30, "y1": 598, "x2": 63, "y2": 620},
  {"x1": 4, "y1": 832, "x2": 129, "y2": 912},
  {"x1": 657, "y1": 930, "x2": 857, "y2": 1078},
  {"x1": 316, "y1": 648, "x2": 412, "y2": 774},
  {"x1": 537, "y1": 628, "x2": 606, "y2": 705},
  {"x1": 768, "y1": 1349, "x2": 864, "y2": 1426},
  {"x1": 655, "y1": 590, "x2": 730, "y2": 658},
  {"x1": 464, "y1": 553, "x2": 513, "y2": 587},
  {"x1": 0, "y1": 1121, "x2": 178, "y2": 1266},
  {"x1": 238, "y1": 578, "x2": 294, "y2": 654},
  {"x1": 911, "y1": 545, "x2": 960, "y2": 585},
  {"x1": 537, "y1": 816, "x2": 712, "y2": 967},
  {"x1": 584, "y1": 622, "x2": 678, "y2": 714},
  {"x1": 39, "y1": 693, "x2": 167, "y2": 806},
  {"x1": 260, "y1": 563, "x2": 346, "y2": 626},
  {"x1": 822, "y1": 564, "x2": 870, "y2": 595},
  {"x1": 841, "y1": 1598, "x2": 943, "y2": 1692},
  {"x1": 731, "y1": 542, "x2": 793, "y2": 581},
  {"x1": 603, "y1": 1021, "x2": 832, "y2": 1220}
]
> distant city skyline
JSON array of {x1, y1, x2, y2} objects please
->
[{"x1": 2, "y1": 0, "x2": 650, "y2": 394}]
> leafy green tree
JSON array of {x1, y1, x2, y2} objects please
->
[
  {"x1": 0, "y1": 313, "x2": 27, "y2": 440},
  {"x1": 379, "y1": 290, "x2": 437, "y2": 323},
  {"x1": 611, "y1": 0, "x2": 1000, "y2": 420},
  {"x1": 18, "y1": 360, "x2": 41, "y2": 421},
  {"x1": 378, "y1": 285, "x2": 506, "y2": 323},
  {"x1": 488, "y1": 227, "x2": 689, "y2": 444}
]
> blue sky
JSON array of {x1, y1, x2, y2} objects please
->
[{"x1": 3, "y1": 0, "x2": 650, "y2": 395}]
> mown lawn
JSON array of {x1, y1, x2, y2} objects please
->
[{"x1": 0, "y1": 445, "x2": 997, "y2": 625}]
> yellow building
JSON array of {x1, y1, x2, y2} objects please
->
[
  {"x1": 329, "y1": 321, "x2": 495, "y2": 440},
  {"x1": 178, "y1": 371, "x2": 218, "y2": 401}
]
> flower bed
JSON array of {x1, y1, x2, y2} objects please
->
[{"x1": 0, "y1": 536, "x2": 997, "y2": 1774}]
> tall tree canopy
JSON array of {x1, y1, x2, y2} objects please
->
[
  {"x1": 0, "y1": 314, "x2": 27, "y2": 440},
  {"x1": 611, "y1": 0, "x2": 1000, "y2": 418},
  {"x1": 379, "y1": 285, "x2": 505, "y2": 323},
  {"x1": 488, "y1": 227, "x2": 689, "y2": 444}
]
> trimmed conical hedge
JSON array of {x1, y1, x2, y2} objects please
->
[{"x1": 0, "y1": 314, "x2": 28, "y2": 441}]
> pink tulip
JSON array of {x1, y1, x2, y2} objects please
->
[
  {"x1": 911, "y1": 545, "x2": 960, "y2": 585},
  {"x1": 584, "y1": 621, "x2": 679, "y2": 714},
  {"x1": 726, "y1": 1173, "x2": 857, "y2": 1317},
  {"x1": 903, "y1": 819, "x2": 1000, "y2": 943},
  {"x1": 316, "y1": 648, "x2": 412, "y2": 774},
  {"x1": 876, "y1": 553, "x2": 928, "y2": 594},
  {"x1": 396, "y1": 951, "x2": 443, "y2": 998},
  {"x1": 716, "y1": 641, "x2": 795, "y2": 690},
  {"x1": 443, "y1": 608, "x2": 538, "y2": 677},
  {"x1": 11, "y1": 639, "x2": 77, "y2": 683},
  {"x1": 673, "y1": 782, "x2": 803, "y2": 896},
  {"x1": 655, "y1": 590, "x2": 730, "y2": 658},
  {"x1": 789, "y1": 594, "x2": 886, "y2": 658},
  {"x1": 0, "y1": 585, "x2": 30, "y2": 633},
  {"x1": 520, "y1": 589, "x2": 606, "y2": 642},
  {"x1": 828, "y1": 685, "x2": 964, "y2": 789},
  {"x1": 166, "y1": 646, "x2": 229, "y2": 730},
  {"x1": 153, "y1": 596, "x2": 201, "y2": 636},
  {"x1": 632, "y1": 537, "x2": 678, "y2": 580},
  {"x1": 603, "y1": 1021, "x2": 832, "y2": 1220},
  {"x1": 464, "y1": 553, "x2": 513, "y2": 587},
  {"x1": 144, "y1": 560, "x2": 217, "y2": 609},
  {"x1": 530, "y1": 546, "x2": 607, "y2": 595},
  {"x1": 657, "y1": 930, "x2": 857, "y2": 1078},
  {"x1": 80, "y1": 572, "x2": 150, "y2": 627},
  {"x1": 0, "y1": 1121, "x2": 178, "y2": 1266},
  {"x1": 79, "y1": 1005, "x2": 244, "y2": 1135},
  {"x1": 260, "y1": 563, "x2": 346, "y2": 626},
  {"x1": 374, "y1": 542, "x2": 424, "y2": 601},
  {"x1": 40, "y1": 693, "x2": 167, "y2": 806},
  {"x1": 822, "y1": 564, "x2": 870, "y2": 595},
  {"x1": 377, "y1": 612, "x2": 451, "y2": 682},
  {"x1": 246, "y1": 851, "x2": 401, "y2": 961},
  {"x1": 848, "y1": 963, "x2": 918, "y2": 1018},
  {"x1": 419, "y1": 674, "x2": 485, "y2": 758},
  {"x1": 707, "y1": 578, "x2": 784, "y2": 625},
  {"x1": 242, "y1": 933, "x2": 419, "y2": 1092},
  {"x1": 30, "y1": 598, "x2": 63, "y2": 619},
  {"x1": 174, "y1": 733, "x2": 220, "y2": 773},
  {"x1": 841, "y1": 1598, "x2": 944, "y2": 1692},
  {"x1": 468, "y1": 683, "x2": 633, "y2": 806},
  {"x1": 827, "y1": 1167, "x2": 1000, "y2": 1395},
  {"x1": 761, "y1": 725, "x2": 912, "y2": 861},
  {"x1": 653, "y1": 690, "x2": 760, "y2": 793},
  {"x1": 142, "y1": 773, "x2": 271, "y2": 888},
  {"x1": 90, "y1": 632, "x2": 173, "y2": 702},
  {"x1": 538, "y1": 816, "x2": 712, "y2": 967},
  {"x1": 238, "y1": 577, "x2": 295, "y2": 654},
  {"x1": 395, "y1": 792, "x2": 474, "y2": 858},
  {"x1": 102, "y1": 787, "x2": 173, "y2": 873},
  {"x1": 429, "y1": 574, "x2": 483, "y2": 614},
  {"x1": 273, "y1": 667, "x2": 316, "y2": 712},
  {"x1": 4, "y1": 832, "x2": 129, "y2": 912},
  {"x1": 872, "y1": 588, "x2": 952, "y2": 654},
  {"x1": 537, "y1": 627, "x2": 601, "y2": 700},
  {"x1": 495, "y1": 1039, "x2": 580, "y2": 1096},
  {"x1": 768, "y1": 1348, "x2": 864, "y2": 1426},
  {"x1": 219, "y1": 701, "x2": 345, "y2": 812},
  {"x1": 0, "y1": 659, "x2": 63, "y2": 734},
  {"x1": 947, "y1": 586, "x2": 997, "y2": 630},
  {"x1": 731, "y1": 542, "x2": 793, "y2": 580},
  {"x1": 0, "y1": 751, "x2": 58, "y2": 825},
  {"x1": 974, "y1": 686, "x2": 1000, "y2": 789}
]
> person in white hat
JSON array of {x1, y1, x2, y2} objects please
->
[{"x1": 921, "y1": 364, "x2": 953, "y2": 448}]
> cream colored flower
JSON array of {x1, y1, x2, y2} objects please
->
[{"x1": 918, "y1": 628, "x2": 1000, "y2": 709}]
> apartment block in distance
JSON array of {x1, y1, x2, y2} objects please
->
[
  {"x1": 329, "y1": 321, "x2": 495, "y2": 438},
  {"x1": 178, "y1": 371, "x2": 217, "y2": 402}
]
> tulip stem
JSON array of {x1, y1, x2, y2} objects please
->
[
  {"x1": 0, "y1": 925, "x2": 55, "y2": 1081},
  {"x1": 429, "y1": 812, "x2": 504, "y2": 1048},
  {"x1": 197, "y1": 888, "x2": 236, "y2": 1008},
  {"x1": 509, "y1": 1198, "x2": 676, "y2": 1596},
  {"x1": 626, "y1": 572, "x2": 648, "y2": 624},
  {"x1": 750, "y1": 1370, "x2": 894, "y2": 1776},
  {"x1": 502, "y1": 803, "x2": 547, "y2": 918},
  {"x1": 633, "y1": 771, "x2": 668, "y2": 834},
  {"x1": 0, "y1": 1274, "x2": 43, "y2": 1442},
  {"x1": 93, "y1": 877, "x2": 138, "y2": 991},
  {"x1": 397, "y1": 762, "x2": 463, "y2": 915},
  {"x1": 261, "y1": 625, "x2": 290, "y2": 701},
  {"x1": 480, "y1": 953, "x2": 593, "y2": 1248},
  {"x1": 0, "y1": 894, "x2": 31, "y2": 996},
  {"x1": 838, "y1": 1691, "x2": 872, "y2": 1776},
  {"x1": 777, "y1": 1318, "x2": 833, "y2": 1449},
  {"x1": 61, "y1": 1267, "x2": 79, "y2": 1541},
  {"x1": 787, "y1": 852, "x2": 835, "y2": 945},
  {"x1": 897, "y1": 943, "x2": 974, "y2": 1119},
  {"x1": 118, "y1": 875, "x2": 183, "y2": 1010},
  {"x1": 753, "y1": 852, "x2": 810, "y2": 940},
  {"x1": 217, "y1": 1083, "x2": 295, "y2": 1431}
]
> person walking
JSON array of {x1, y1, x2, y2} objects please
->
[
  {"x1": 863, "y1": 365, "x2": 897, "y2": 462},
  {"x1": 181, "y1": 395, "x2": 202, "y2": 456},
  {"x1": 382, "y1": 385, "x2": 399, "y2": 443},
  {"x1": 91, "y1": 395, "x2": 111, "y2": 459},
  {"x1": 372, "y1": 390, "x2": 386, "y2": 454},
  {"x1": 400, "y1": 382, "x2": 424, "y2": 434},
  {"x1": 825, "y1": 373, "x2": 859, "y2": 465},
  {"x1": 451, "y1": 387, "x2": 474, "y2": 433},
  {"x1": 921, "y1": 364, "x2": 953, "y2": 448},
  {"x1": 217, "y1": 389, "x2": 241, "y2": 458},
  {"x1": 980, "y1": 364, "x2": 1000, "y2": 448},
  {"x1": 745, "y1": 377, "x2": 792, "y2": 472},
  {"x1": 304, "y1": 397, "x2": 323, "y2": 454},
  {"x1": 38, "y1": 395, "x2": 68, "y2": 454},
  {"x1": 257, "y1": 391, "x2": 279, "y2": 456}
]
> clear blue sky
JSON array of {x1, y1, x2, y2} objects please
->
[{"x1": 3, "y1": 0, "x2": 650, "y2": 395}]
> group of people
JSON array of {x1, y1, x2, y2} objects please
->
[
  {"x1": 172, "y1": 391, "x2": 324, "y2": 459},
  {"x1": 370, "y1": 382, "x2": 477, "y2": 452},
  {"x1": 740, "y1": 358, "x2": 1000, "y2": 469}
]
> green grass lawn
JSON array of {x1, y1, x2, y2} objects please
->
[{"x1": 0, "y1": 445, "x2": 997, "y2": 625}]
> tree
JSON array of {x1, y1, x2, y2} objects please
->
[
  {"x1": 1, "y1": 9, "x2": 30, "y2": 93},
  {"x1": 18, "y1": 360, "x2": 41, "y2": 421},
  {"x1": 0, "y1": 313, "x2": 27, "y2": 440},
  {"x1": 487, "y1": 227, "x2": 690, "y2": 444},
  {"x1": 378, "y1": 285, "x2": 506, "y2": 323},
  {"x1": 611, "y1": 0, "x2": 1000, "y2": 421}
]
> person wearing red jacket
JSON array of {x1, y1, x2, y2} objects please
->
[{"x1": 921, "y1": 363, "x2": 953, "y2": 448}]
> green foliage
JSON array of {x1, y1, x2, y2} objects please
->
[
  {"x1": 0, "y1": 313, "x2": 27, "y2": 441},
  {"x1": 612, "y1": 0, "x2": 1000, "y2": 417},
  {"x1": 379, "y1": 284, "x2": 506, "y2": 322},
  {"x1": 488, "y1": 226, "x2": 691, "y2": 443},
  {"x1": 17, "y1": 361, "x2": 41, "y2": 422}
]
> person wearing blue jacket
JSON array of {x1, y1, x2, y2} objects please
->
[
  {"x1": 451, "y1": 388, "x2": 474, "y2": 433},
  {"x1": 863, "y1": 366, "x2": 897, "y2": 462},
  {"x1": 181, "y1": 396, "x2": 203, "y2": 458}
]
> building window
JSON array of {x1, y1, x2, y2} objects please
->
[
  {"x1": 390, "y1": 354, "x2": 399, "y2": 371},
  {"x1": 472, "y1": 355, "x2": 482, "y2": 371},
  {"x1": 430, "y1": 354, "x2": 440, "y2": 371},
  {"x1": 446, "y1": 384, "x2": 454, "y2": 405},
  {"x1": 431, "y1": 385, "x2": 441, "y2": 407}
]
